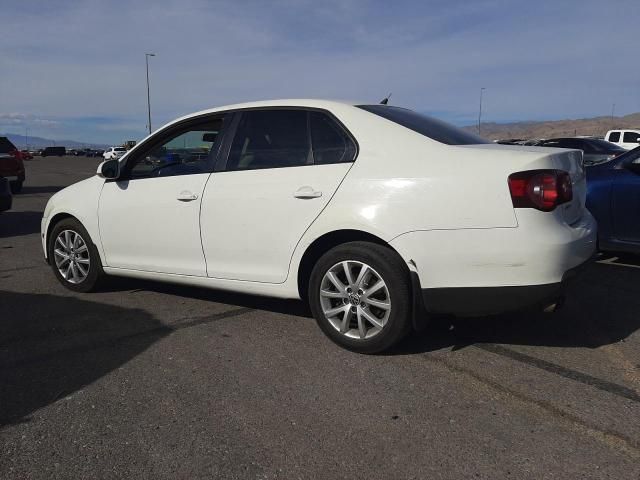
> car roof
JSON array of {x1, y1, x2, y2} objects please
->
[{"x1": 171, "y1": 99, "x2": 359, "y2": 123}]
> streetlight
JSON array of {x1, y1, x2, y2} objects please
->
[
  {"x1": 145, "y1": 53, "x2": 156, "y2": 135},
  {"x1": 478, "y1": 87, "x2": 486, "y2": 136}
]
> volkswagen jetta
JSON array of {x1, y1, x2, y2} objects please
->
[{"x1": 41, "y1": 100, "x2": 596, "y2": 352}]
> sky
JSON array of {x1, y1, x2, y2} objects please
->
[{"x1": 1, "y1": 0, "x2": 639, "y2": 145}]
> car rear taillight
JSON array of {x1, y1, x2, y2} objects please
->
[{"x1": 508, "y1": 170, "x2": 572, "y2": 212}]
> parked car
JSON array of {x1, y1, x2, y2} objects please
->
[
  {"x1": 19, "y1": 150, "x2": 33, "y2": 160},
  {"x1": 495, "y1": 138, "x2": 526, "y2": 146},
  {"x1": 42, "y1": 146, "x2": 66, "y2": 157},
  {"x1": 605, "y1": 130, "x2": 640, "y2": 150},
  {"x1": 0, "y1": 177, "x2": 12, "y2": 212},
  {"x1": 103, "y1": 147, "x2": 127, "y2": 160},
  {"x1": 41, "y1": 99, "x2": 596, "y2": 353},
  {"x1": 586, "y1": 145, "x2": 640, "y2": 254},
  {"x1": 86, "y1": 149, "x2": 105, "y2": 158},
  {"x1": 0, "y1": 137, "x2": 26, "y2": 193},
  {"x1": 534, "y1": 137, "x2": 626, "y2": 166}
]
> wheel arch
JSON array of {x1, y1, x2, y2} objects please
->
[
  {"x1": 45, "y1": 212, "x2": 102, "y2": 264},
  {"x1": 296, "y1": 229, "x2": 403, "y2": 300},
  {"x1": 46, "y1": 213, "x2": 78, "y2": 253}
]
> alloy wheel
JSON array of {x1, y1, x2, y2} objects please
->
[
  {"x1": 53, "y1": 230, "x2": 90, "y2": 284},
  {"x1": 319, "y1": 260, "x2": 391, "y2": 340}
]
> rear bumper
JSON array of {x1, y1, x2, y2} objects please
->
[
  {"x1": 2, "y1": 175, "x2": 24, "y2": 183},
  {"x1": 421, "y1": 258, "x2": 590, "y2": 316}
]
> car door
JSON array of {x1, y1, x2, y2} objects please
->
[
  {"x1": 622, "y1": 131, "x2": 640, "y2": 151},
  {"x1": 98, "y1": 114, "x2": 228, "y2": 276},
  {"x1": 200, "y1": 108, "x2": 357, "y2": 283},
  {"x1": 611, "y1": 149, "x2": 640, "y2": 242}
]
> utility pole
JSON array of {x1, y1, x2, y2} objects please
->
[
  {"x1": 145, "y1": 53, "x2": 156, "y2": 135},
  {"x1": 478, "y1": 87, "x2": 486, "y2": 136},
  {"x1": 611, "y1": 103, "x2": 616, "y2": 129},
  {"x1": 25, "y1": 127, "x2": 29, "y2": 150}
]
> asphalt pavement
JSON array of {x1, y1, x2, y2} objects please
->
[{"x1": 1, "y1": 156, "x2": 639, "y2": 479}]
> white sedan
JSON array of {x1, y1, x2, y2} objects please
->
[{"x1": 41, "y1": 99, "x2": 596, "y2": 352}]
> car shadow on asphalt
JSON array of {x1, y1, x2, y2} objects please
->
[
  {"x1": 19, "y1": 185, "x2": 63, "y2": 195},
  {"x1": 98, "y1": 277, "x2": 313, "y2": 318},
  {"x1": 0, "y1": 211, "x2": 43, "y2": 239},
  {"x1": 392, "y1": 258, "x2": 640, "y2": 355},
  {"x1": 0, "y1": 291, "x2": 170, "y2": 426}
]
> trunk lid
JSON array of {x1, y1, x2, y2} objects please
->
[{"x1": 457, "y1": 144, "x2": 586, "y2": 226}]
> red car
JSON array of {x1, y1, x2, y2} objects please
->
[
  {"x1": 0, "y1": 137, "x2": 26, "y2": 193},
  {"x1": 19, "y1": 150, "x2": 33, "y2": 160}
]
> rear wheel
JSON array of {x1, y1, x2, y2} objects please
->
[
  {"x1": 309, "y1": 242, "x2": 412, "y2": 353},
  {"x1": 10, "y1": 181, "x2": 22, "y2": 194},
  {"x1": 48, "y1": 218, "x2": 104, "y2": 292}
]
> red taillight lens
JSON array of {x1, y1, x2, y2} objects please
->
[{"x1": 508, "y1": 170, "x2": 572, "y2": 212}]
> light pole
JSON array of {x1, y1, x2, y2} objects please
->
[
  {"x1": 478, "y1": 87, "x2": 486, "y2": 136},
  {"x1": 25, "y1": 127, "x2": 29, "y2": 150},
  {"x1": 145, "y1": 53, "x2": 156, "y2": 135}
]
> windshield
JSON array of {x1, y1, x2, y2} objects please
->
[
  {"x1": 613, "y1": 145, "x2": 640, "y2": 165},
  {"x1": 358, "y1": 105, "x2": 489, "y2": 145}
]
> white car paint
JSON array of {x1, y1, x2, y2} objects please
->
[
  {"x1": 42, "y1": 99, "x2": 596, "y2": 312},
  {"x1": 605, "y1": 130, "x2": 640, "y2": 150}
]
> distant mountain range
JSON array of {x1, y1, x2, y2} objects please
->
[
  {"x1": 463, "y1": 112, "x2": 640, "y2": 141},
  {"x1": 4, "y1": 111, "x2": 640, "y2": 148},
  {"x1": 0, "y1": 133, "x2": 109, "y2": 149}
]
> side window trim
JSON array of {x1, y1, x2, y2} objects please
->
[{"x1": 118, "y1": 113, "x2": 230, "y2": 181}]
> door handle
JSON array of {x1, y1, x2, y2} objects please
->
[
  {"x1": 294, "y1": 186, "x2": 322, "y2": 199},
  {"x1": 177, "y1": 191, "x2": 199, "y2": 202}
]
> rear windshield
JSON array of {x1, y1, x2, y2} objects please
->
[
  {"x1": 0, "y1": 137, "x2": 16, "y2": 153},
  {"x1": 585, "y1": 139, "x2": 626, "y2": 153},
  {"x1": 357, "y1": 105, "x2": 489, "y2": 145}
]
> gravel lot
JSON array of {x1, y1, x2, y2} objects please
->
[{"x1": 1, "y1": 156, "x2": 640, "y2": 479}]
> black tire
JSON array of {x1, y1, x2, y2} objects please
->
[
  {"x1": 48, "y1": 218, "x2": 104, "y2": 293},
  {"x1": 308, "y1": 241, "x2": 412, "y2": 353},
  {"x1": 10, "y1": 181, "x2": 22, "y2": 194}
]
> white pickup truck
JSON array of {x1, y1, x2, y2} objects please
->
[{"x1": 605, "y1": 130, "x2": 640, "y2": 150}]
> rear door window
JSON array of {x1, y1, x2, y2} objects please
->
[
  {"x1": 623, "y1": 132, "x2": 640, "y2": 143},
  {"x1": 226, "y1": 110, "x2": 311, "y2": 171},
  {"x1": 608, "y1": 132, "x2": 621, "y2": 142}
]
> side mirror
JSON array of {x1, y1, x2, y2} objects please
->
[{"x1": 97, "y1": 159, "x2": 120, "y2": 179}]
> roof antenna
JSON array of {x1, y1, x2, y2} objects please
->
[{"x1": 380, "y1": 93, "x2": 392, "y2": 105}]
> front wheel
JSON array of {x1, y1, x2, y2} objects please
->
[
  {"x1": 308, "y1": 242, "x2": 412, "y2": 353},
  {"x1": 48, "y1": 218, "x2": 104, "y2": 292}
]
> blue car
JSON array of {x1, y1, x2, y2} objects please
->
[{"x1": 586, "y1": 146, "x2": 640, "y2": 254}]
